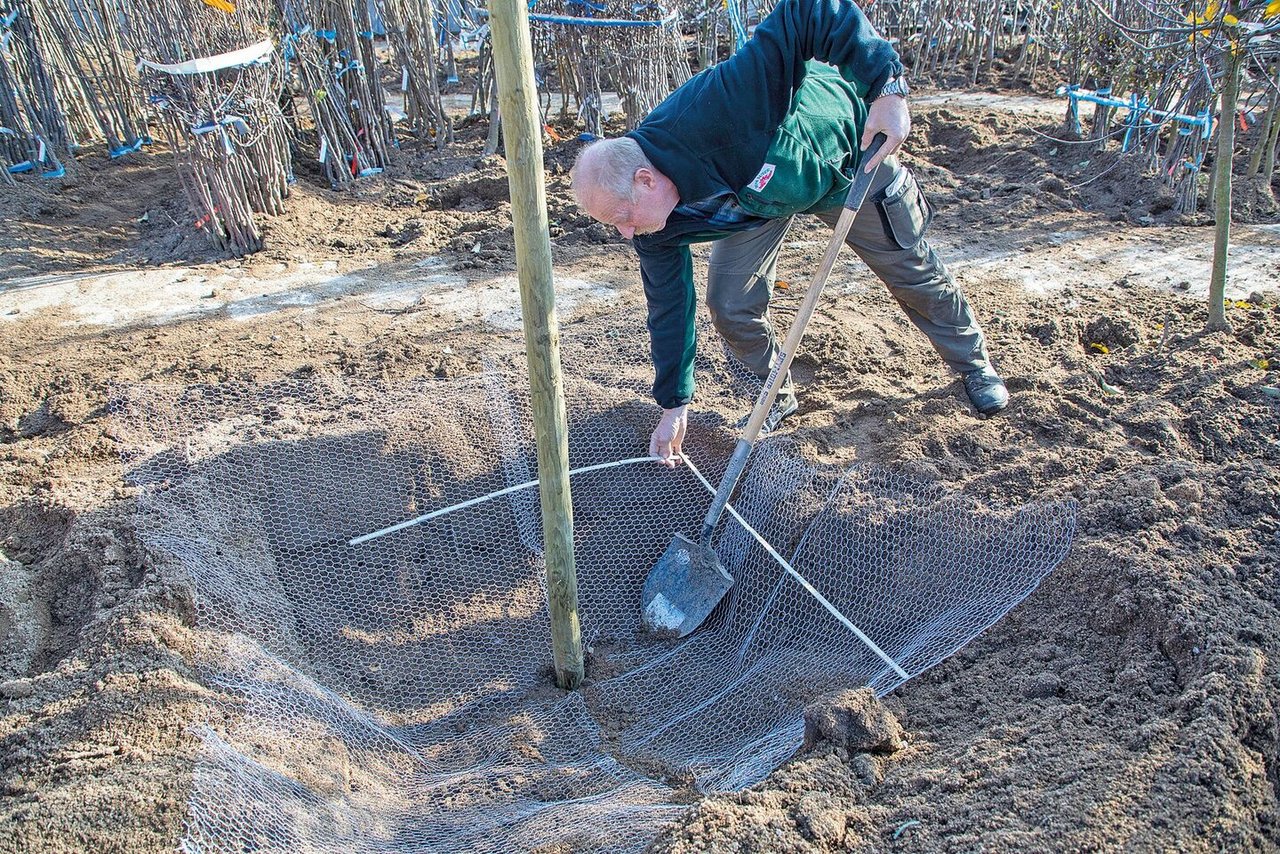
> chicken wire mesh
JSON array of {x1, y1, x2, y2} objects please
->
[{"x1": 112, "y1": 369, "x2": 1077, "y2": 854}]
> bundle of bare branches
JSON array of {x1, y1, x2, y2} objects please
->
[
  {"x1": 865, "y1": 0, "x2": 1280, "y2": 213},
  {"x1": 375, "y1": 0, "x2": 451, "y2": 145},
  {"x1": 528, "y1": 0, "x2": 688, "y2": 136},
  {"x1": 29, "y1": 0, "x2": 149, "y2": 157},
  {"x1": 0, "y1": 4, "x2": 70, "y2": 180},
  {"x1": 130, "y1": 0, "x2": 291, "y2": 253},
  {"x1": 276, "y1": 0, "x2": 393, "y2": 187}
]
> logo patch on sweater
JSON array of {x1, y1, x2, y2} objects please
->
[{"x1": 748, "y1": 163, "x2": 776, "y2": 192}]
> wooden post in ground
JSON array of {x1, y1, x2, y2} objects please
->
[{"x1": 487, "y1": 0, "x2": 584, "y2": 690}]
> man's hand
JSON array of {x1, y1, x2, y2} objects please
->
[
  {"x1": 861, "y1": 94, "x2": 911, "y2": 173},
  {"x1": 650, "y1": 404, "x2": 688, "y2": 468}
]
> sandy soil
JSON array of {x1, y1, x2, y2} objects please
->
[{"x1": 1, "y1": 93, "x2": 1278, "y2": 852}]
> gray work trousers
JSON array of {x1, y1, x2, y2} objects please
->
[{"x1": 705, "y1": 156, "x2": 990, "y2": 395}]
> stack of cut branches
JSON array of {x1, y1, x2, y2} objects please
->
[
  {"x1": 529, "y1": 0, "x2": 688, "y2": 135},
  {"x1": 277, "y1": 0, "x2": 393, "y2": 187},
  {"x1": 0, "y1": 4, "x2": 70, "y2": 180},
  {"x1": 376, "y1": 0, "x2": 451, "y2": 145},
  {"x1": 130, "y1": 0, "x2": 291, "y2": 254},
  {"x1": 29, "y1": 0, "x2": 149, "y2": 157}
]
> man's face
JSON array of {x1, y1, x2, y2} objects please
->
[{"x1": 583, "y1": 169, "x2": 673, "y2": 240}]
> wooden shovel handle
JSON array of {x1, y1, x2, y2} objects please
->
[
  {"x1": 699, "y1": 134, "x2": 887, "y2": 541},
  {"x1": 736, "y1": 133, "x2": 887, "y2": 444}
]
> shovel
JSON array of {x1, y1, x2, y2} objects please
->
[{"x1": 640, "y1": 134, "x2": 888, "y2": 638}]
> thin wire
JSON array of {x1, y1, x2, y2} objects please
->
[
  {"x1": 1068, "y1": 146, "x2": 1146, "y2": 188},
  {"x1": 347, "y1": 456, "x2": 658, "y2": 545},
  {"x1": 1027, "y1": 118, "x2": 1141, "y2": 146}
]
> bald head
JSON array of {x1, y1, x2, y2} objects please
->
[
  {"x1": 571, "y1": 138, "x2": 651, "y2": 206},
  {"x1": 571, "y1": 138, "x2": 680, "y2": 240}
]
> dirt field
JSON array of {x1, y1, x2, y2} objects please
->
[{"x1": 2, "y1": 92, "x2": 1279, "y2": 852}]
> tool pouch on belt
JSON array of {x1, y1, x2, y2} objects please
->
[{"x1": 876, "y1": 167, "x2": 934, "y2": 249}]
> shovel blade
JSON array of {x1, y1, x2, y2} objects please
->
[{"x1": 640, "y1": 533, "x2": 735, "y2": 638}]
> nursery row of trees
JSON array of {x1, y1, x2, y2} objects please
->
[
  {"x1": 862, "y1": 0, "x2": 1279, "y2": 327},
  {"x1": 0, "y1": 0, "x2": 1277, "y2": 264}
]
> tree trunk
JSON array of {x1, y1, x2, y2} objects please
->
[
  {"x1": 1246, "y1": 69, "x2": 1278, "y2": 178},
  {"x1": 484, "y1": 77, "x2": 501, "y2": 156},
  {"x1": 1012, "y1": 22, "x2": 1033, "y2": 78},
  {"x1": 1263, "y1": 81, "x2": 1280, "y2": 182},
  {"x1": 1207, "y1": 45, "x2": 1242, "y2": 333}
]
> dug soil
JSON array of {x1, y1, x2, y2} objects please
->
[{"x1": 1, "y1": 94, "x2": 1278, "y2": 852}]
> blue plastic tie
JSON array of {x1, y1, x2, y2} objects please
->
[
  {"x1": 335, "y1": 60, "x2": 363, "y2": 79},
  {"x1": 485, "y1": 4, "x2": 676, "y2": 26},
  {"x1": 526, "y1": 9, "x2": 676, "y2": 26},
  {"x1": 109, "y1": 136, "x2": 148, "y2": 158},
  {"x1": 892, "y1": 820, "x2": 921, "y2": 840}
]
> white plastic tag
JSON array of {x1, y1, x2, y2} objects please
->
[{"x1": 748, "y1": 162, "x2": 776, "y2": 192}]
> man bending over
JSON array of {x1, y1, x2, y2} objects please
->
[{"x1": 571, "y1": 0, "x2": 1009, "y2": 466}]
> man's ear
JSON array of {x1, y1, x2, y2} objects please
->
[{"x1": 633, "y1": 168, "x2": 656, "y2": 191}]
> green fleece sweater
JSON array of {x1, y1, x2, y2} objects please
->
[{"x1": 626, "y1": 0, "x2": 902, "y2": 409}]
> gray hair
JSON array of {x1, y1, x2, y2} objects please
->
[{"x1": 571, "y1": 137, "x2": 653, "y2": 206}]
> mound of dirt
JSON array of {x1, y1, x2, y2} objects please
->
[{"x1": 909, "y1": 103, "x2": 1278, "y2": 231}]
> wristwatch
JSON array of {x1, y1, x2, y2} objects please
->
[{"x1": 876, "y1": 75, "x2": 911, "y2": 100}]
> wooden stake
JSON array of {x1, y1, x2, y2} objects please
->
[{"x1": 487, "y1": 0, "x2": 584, "y2": 691}]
